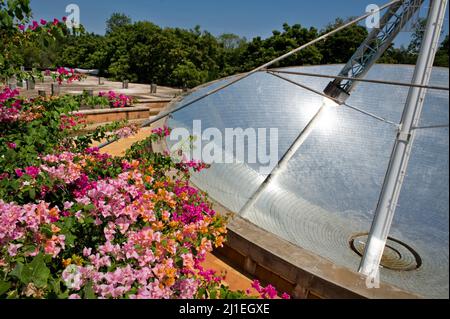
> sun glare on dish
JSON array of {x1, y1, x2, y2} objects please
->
[{"x1": 317, "y1": 97, "x2": 339, "y2": 132}]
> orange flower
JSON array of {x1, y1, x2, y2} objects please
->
[
  {"x1": 215, "y1": 236, "x2": 225, "y2": 248},
  {"x1": 131, "y1": 160, "x2": 140, "y2": 168},
  {"x1": 164, "y1": 277, "x2": 176, "y2": 287},
  {"x1": 145, "y1": 175, "x2": 153, "y2": 184},
  {"x1": 175, "y1": 231, "x2": 184, "y2": 242},
  {"x1": 169, "y1": 221, "x2": 179, "y2": 228},
  {"x1": 152, "y1": 221, "x2": 164, "y2": 231},
  {"x1": 199, "y1": 225, "x2": 208, "y2": 234},
  {"x1": 48, "y1": 207, "x2": 59, "y2": 219},
  {"x1": 62, "y1": 258, "x2": 72, "y2": 268},
  {"x1": 179, "y1": 192, "x2": 188, "y2": 201},
  {"x1": 154, "y1": 181, "x2": 165, "y2": 189},
  {"x1": 51, "y1": 224, "x2": 61, "y2": 233},
  {"x1": 162, "y1": 211, "x2": 170, "y2": 222}
]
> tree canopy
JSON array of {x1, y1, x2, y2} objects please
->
[{"x1": 8, "y1": 11, "x2": 450, "y2": 88}]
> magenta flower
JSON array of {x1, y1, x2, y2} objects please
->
[
  {"x1": 30, "y1": 20, "x2": 39, "y2": 31},
  {"x1": 251, "y1": 280, "x2": 262, "y2": 293},
  {"x1": 6, "y1": 142, "x2": 17, "y2": 149},
  {"x1": 18, "y1": 24, "x2": 25, "y2": 31},
  {"x1": 263, "y1": 284, "x2": 278, "y2": 299},
  {"x1": 15, "y1": 169, "x2": 23, "y2": 178},
  {"x1": 24, "y1": 166, "x2": 41, "y2": 179},
  {"x1": 53, "y1": 18, "x2": 60, "y2": 26},
  {"x1": 40, "y1": 19, "x2": 48, "y2": 25},
  {"x1": 281, "y1": 293, "x2": 291, "y2": 299}
]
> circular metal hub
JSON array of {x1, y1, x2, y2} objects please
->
[{"x1": 350, "y1": 233, "x2": 422, "y2": 271}]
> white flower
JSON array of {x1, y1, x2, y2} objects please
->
[{"x1": 62, "y1": 265, "x2": 83, "y2": 290}]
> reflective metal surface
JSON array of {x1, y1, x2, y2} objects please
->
[{"x1": 167, "y1": 64, "x2": 449, "y2": 298}]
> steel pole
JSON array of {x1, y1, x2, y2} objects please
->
[
  {"x1": 359, "y1": 0, "x2": 448, "y2": 278},
  {"x1": 240, "y1": 103, "x2": 328, "y2": 217}
]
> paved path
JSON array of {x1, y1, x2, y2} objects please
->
[{"x1": 17, "y1": 76, "x2": 182, "y2": 100}]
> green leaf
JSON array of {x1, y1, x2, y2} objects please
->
[
  {"x1": 28, "y1": 254, "x2": 50, "y2": 288},
  {"x1": 57, "y1": 291, "x2": 69, "y2": 299},
  {"x1": 209, "y1": 288, "x2": 217, "y2": 299},
  {"x1": 40, "y1": 225, "x2": 53, "y2": 237},
  {"x1": 11, "y1": 254, "x2": 50, "y2": 288},
  {"x1": 10, "y1": 262, "x2": 26, "y2": 282},
  {"x1": 83, "y1": 281, "x2": 96, "y2": 299},
  {"x1": 29, "y1": 188, "x2": 36, "y2": 200},
  {"x1": 49, "y1": 278, "x2": 61, "y2": 295},
  {"x1": 6, "y1": 290, "x2": 19, "y2": 299},
  {"x1": 63, "y1": 232, "x2": 76, "y2": 247},
  {"x1": 0, "y1": 280, "x2": 11, "y2": 296}
]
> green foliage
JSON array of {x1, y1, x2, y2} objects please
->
[
  {"x1": 239, "y1": 23, "x2": 323, "y2": 70},
  {"x1": 0, "y1": 91, "x2": 136, "y2": 181},
  {"x1": 380, "y1": 20, "x2": 448, "y2": 67},
  {"x1": 0, "y1": 0, "x2": 32, "y2": 80},
  {"x1": 435, "y1": 35, "x2": 449, "y2": 68},
  {"x1": 11, "y1": 254, "x2": 50, "y2": 288},
  {"x1": 75, "y1": 91, "x2": 109, "y2": 109},
  {"x1": 0, "y1": 95, "x2": 79, "y2": 173},
  {"x1": 3, "y1": 7, "x2": 448, "y2": 89},
  {"x1": 318, "y1": 18, "x2": 368, "y2": 64},
  {"x1": 106, "y1": 12, "x2": 132, "y2": 34}
]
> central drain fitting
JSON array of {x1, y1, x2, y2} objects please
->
[{"x1": 349, "y1": 233, "x2": 422, "y2": 271}]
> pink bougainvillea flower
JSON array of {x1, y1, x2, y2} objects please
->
[
  {"x1": 281, "y1": 293, "x2": 291, "y2": 300},
  {"x1": 263, "y1": 284, "x2": 278, "y2": 299},
  {"x1": 7, "y1": 243, "x2": 23, "y2": 257},
  {"x1": 30, "y1": 21, "x2": 40, "y2": 31},
  {"x1": 7, "y1": 142, "x2": 17, "y2": 149},
  {"x1": 251, "y1": 280, "x2": 262, "y2": 293},
  {"x1": 24, "y1": 166, "x2": 40, "y2": 179},
  {"x1": 53, "y1": 18, "x2": 60, "y2": 26},
  {"x1": 18, "y1": 24, "x2": 25, "y2": 31},
  {"x1": 40, "y1": 19, "x2": 48, "y2": 25},
  {"x1": 15, "y1": 169, "x2": 23, "y2": 178}
]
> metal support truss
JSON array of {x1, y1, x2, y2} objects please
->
[{"x1": 324, "y1": 0, "x2": 425, "y2": 103}]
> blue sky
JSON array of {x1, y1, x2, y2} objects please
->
[{"x1": 31, "y1": 0, "x2": 449, "y2": 47}]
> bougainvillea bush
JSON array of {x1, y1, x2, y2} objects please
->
[
  {"x1": 46, "y1": 67, "x2": 86, "y2": 85},
  {"x1": 0, "y1": 86, "x2": 288, "y2": 299},
  {"x1": 0, "y1": 86, "x2": 135, "y2": 174},
  {"x1": 99, "y1": 91, "x2": 135, "y2": 108}
]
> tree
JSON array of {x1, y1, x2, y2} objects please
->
[
  {"x1": 238, "y1": 23, "x2": 322, "y2": 71},
  {"x1": 218, "y1": 33, "x2": 247, "y2": 50},
  {"x1": 379, "y1": 19, "x2": 448, "y2": 67},
  {"x1": 106, "y1": 13, "x2": 131, "y2": 34},
  {"x1": 0, "y1": 0, "x2": 67, "y2": 81},
  {"x1": 408, "y1": 18, "x2": 427, "y2": 54},
  {"x1": 318, "y1": 18, "x2": 368, "y2": 64},
  {"x1": 434, "y1": 35, "x2": 449, "y2": 67},
  {"x1": 0, "y1": 0, "x2": 32, "y2": 80}
]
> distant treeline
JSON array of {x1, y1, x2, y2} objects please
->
[{"x1": 20, "y1": 13, "x2": 449, "y2": 88}]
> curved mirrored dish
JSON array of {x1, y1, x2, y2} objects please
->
[{"x1": 167, "y1": 64, "x2": 449, "y2": 298}]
